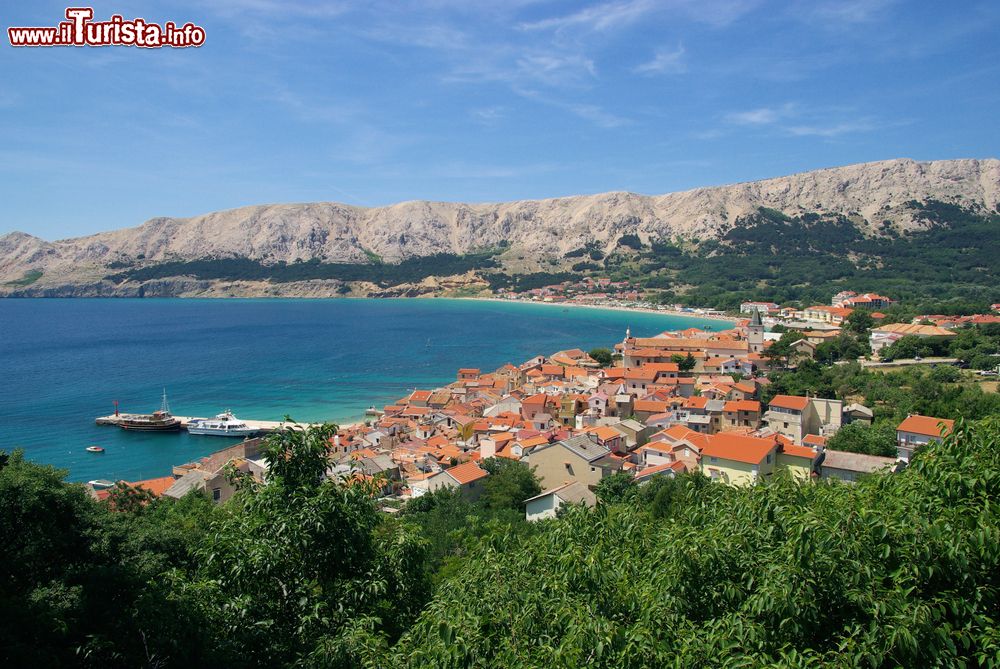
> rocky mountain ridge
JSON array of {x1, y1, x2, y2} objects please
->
[{"x1": 2, "y1": 157, "x2": 997, "y2": 297}]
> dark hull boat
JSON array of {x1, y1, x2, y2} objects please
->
[
  {"x1": 118, "y1": 413, "x2": 182, "y2": 431},
  {"x1": 117, "y1": 389, "x2": 182, "y2": 432}
]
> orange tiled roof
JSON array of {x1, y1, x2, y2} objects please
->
[
  {"x1": 769, "y1": 395, "x2": 810, "y2": 411},
  {"x1": 588, "y1": 425, "x2": 622, "y2": 441},
  {"x1": 444, "y1": 461, "x2": 489, "y2": 485},
  {"x1": 130, "y1": 475, "x2": 176, "y2": 497},
  {"x1": 702, "y1": 433, "x2": 776, "y2": 464},
  {"x1": 724, "y1": 400, "x2": 760, "y2": 413},
  {"x1": 897, "y1": 414, "x2": 955, "y2": 437},
  {"x1": 685, "y1": 396, "x2": 709, "y2": 409},
  {"x1": 634, "y1": 399, "x2": 670, "y2": 413},
  {"x1": 780, "y1": 443, "x2": 817, "y2": 459}
]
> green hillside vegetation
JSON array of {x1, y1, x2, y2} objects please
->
[
  {"x1": 4, "y1": 268, "x2": 43, "y2": 286},
  {"x1": 640, "y1": 201, "x2": 1000, "y2": 309},
  {"x1": 4, "y1": 419, "x2": 1000, "y2": 667},
  {"x1": 107, "y1": 250, "x2": 501, "y2": 287}
]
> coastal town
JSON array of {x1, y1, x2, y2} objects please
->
[{"x1": 99, "y1": 290, "x2": 1000, "y2": 517}]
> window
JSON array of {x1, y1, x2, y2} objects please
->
[
  {"x1": 766, "y1": 454, "x2": 772, "y2": 464},
  {"x1": 710, "y1": 456, "x2": 718, "y2": 463},
  {"x1": 212, "y1": 487, "x2": 222, "y2": 502}
]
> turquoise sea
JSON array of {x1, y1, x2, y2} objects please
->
[{"x1": 0, "y1": 298, "x2": 730, "y2": 483}]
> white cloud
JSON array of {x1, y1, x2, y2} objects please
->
[
  {"x1": 520, "y1": 0, "x2": 656, "y2": 33},
  {"x1": 785, "y1": 119, "x2": 878, "y2": 137},
  {"x1": 633, "y1": 44, "x2": 687, "y2": 75},
  {"x1": 725, "y1": 104, "x2": 796, "y2": 126},
  {"x1": 568, "y1": 103, "x2": 629, "y2": 128}
]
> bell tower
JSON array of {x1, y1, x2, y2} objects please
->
[{"x1": 748, "y1": 308, "x2": 765, "y2": 353}]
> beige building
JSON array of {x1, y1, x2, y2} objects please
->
[
  {"x1": 524, "y1": 481, "x2": 597, "y2": 521},
  {"x1": 764, "y1": 395, "x2": 843, "y2": 444},
  {"x1": 700, "y1": 433, "x2": 779, "y2": 486},
  {"x1": 414, "y1": 461, "x2": 490, "y2": 500},
  {"x1": 522, "y1": 434, "x2": 622, "y2": 490}
]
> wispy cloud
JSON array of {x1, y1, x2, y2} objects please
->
[
  {"x1": 797, "y1": 0, "x2": 898, "y2": 26},
  {"x1": 785, "y1": 119, "x2": 879, "y2": 137},
  {"x1": 520, "y1": 0, "x2": 655, "y2": 33},
  {"x1": 201, "y1": 0, "x2": 351, "y2": 18},
  {"x1": 568, "y1": 103, "x2": 629, "y2": 128},
  {"x1": 362, "y1": 22, "x2": 470, "y2": 50},
  {"x1": 471, "y1": 107, "x2": 506, "y2": 124},
  {"x1": 720, "y1": 103, "x2": 886, "y2": 139},
  {"x1": 725, "y1": 103, "x2": 796, "y2": 126},
  {"x1": 633, "y1": 44, "x2": 687, "y2": 75}
]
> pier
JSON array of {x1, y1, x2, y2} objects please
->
[{"x1": 95, "y1": 414, "x2": 318, "y2": 433}]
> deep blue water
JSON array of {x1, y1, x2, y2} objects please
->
[{"x1": 0, "y1": 298, "x2": 730, "y2": 482}]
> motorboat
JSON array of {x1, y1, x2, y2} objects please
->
[{"x1": 187, "y1": 410, "x2": 259, "y2": 437}]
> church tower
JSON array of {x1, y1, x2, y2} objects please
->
[{"x1": 747, "y1": 308, "x2": 765, "y2": 353}]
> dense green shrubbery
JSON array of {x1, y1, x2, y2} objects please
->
[
  {"x1": 395, "y1": 420, "x2": 1000, "y2": 667},
  {"x1": 108, "y1": 251, "x2": 500, "y2": 286},
  {"x1": 6, "y1": 420, "x2": 1000, "y2": 667}
]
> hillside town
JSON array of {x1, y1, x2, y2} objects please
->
[{"x1": 104, "y1": 295, "x2": 985, "y2": 519}]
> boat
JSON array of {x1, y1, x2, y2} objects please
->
[
  {"x1": 186, "y1": 410, "x2": 259, "y2": 437},
  {"x1": 88, "y1": 479, "x2": 114, "y2": 489},
  {"x1": 85, "y1": 445, "x2": 105, "y2": 453},
  {"x1": 117, "y1": 389, "x2": 182, "y2": 432}
]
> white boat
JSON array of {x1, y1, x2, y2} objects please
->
[
  {"x1": 89, "y1": 479, "x2": 115, "y2": 489},
  {"x1": 186, "y1": 410, "x2": 260, "y2": 437}
]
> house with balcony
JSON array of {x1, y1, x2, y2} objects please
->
[
  {"x1": 764, "y1": 395, "x2": 843, "y2": 444},
  {"x1": 896, "y1": 414, "x2": 955, "y2": 463}
]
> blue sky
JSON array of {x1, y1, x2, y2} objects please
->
[{"x1": 2, "y1": 0, "x2": 999, "y2": 239}]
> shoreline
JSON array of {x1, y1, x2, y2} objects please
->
[{"x1": 457, "y1": 296, "x2": 738, "y2": 325}]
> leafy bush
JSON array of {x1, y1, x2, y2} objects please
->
[{"x1": 395, "y1": 419, "x2": 1000, "y2": 667}]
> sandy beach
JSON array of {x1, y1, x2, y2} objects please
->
[{"x1": 460, "y1": 296, "x2": 738, "y2": 325}]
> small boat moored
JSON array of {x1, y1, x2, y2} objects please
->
[
  {"x1": 187, "y1": 410, "x2": 260, "y2": 437},
  {"x1": 88, "y1": 479, "x2": 115, "y2": 489},
  {"x1": 85, "y1": 446, "x2": 105, "y2": 453}
]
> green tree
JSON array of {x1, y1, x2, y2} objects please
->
[
  {"x1": 826, "y1": 422, "x2": 897, "y2": 457},
  {"x1": 589, "y1": 347, "x2": 614, "y2": 367},
  {"x1": 594, "y1": 471, "x2": 637, "y2": 503},
  {"x1": 845, "y1": 309, "x2": 875, "y2": 335},
  {"x1": 479, "y1": 457, "x2": 541, "y2": 511},
  {"x1": 763, "y1": 330, "x2": 806, "y2": 368},
  {"x1": 0, "y1": 450, "x2": 216, "y2": 666},
  {"x1": 176, "y1": 423, "x2": 430, "y2": 667},
  {"x1": 671, "y1": 352, "x2": 697, "y2": 373}
]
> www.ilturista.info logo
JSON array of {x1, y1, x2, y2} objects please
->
[{"x1": 8, "y1": 8, "x2": 205, "y2": 48}]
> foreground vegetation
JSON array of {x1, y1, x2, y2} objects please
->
[{"x1": 4, "y1": 418, "x2": 1000, "y2": 667}]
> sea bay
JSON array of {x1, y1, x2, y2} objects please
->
[{"x1": 0, "y1": 298, "x2": 730, "y2": 483}]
